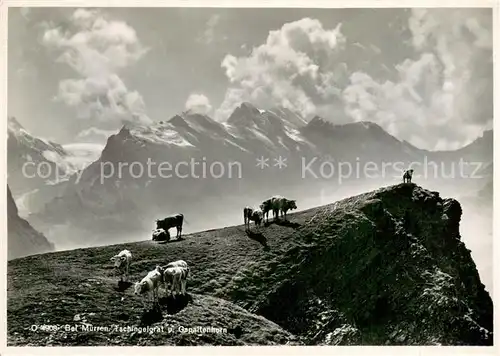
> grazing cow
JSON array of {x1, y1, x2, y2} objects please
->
[
  {"x1": 243, "y1": 206, "x2": 263, "y2": 230},
  {"x1": 156, "y1": 213, "x2": 184, "y2": 239},
  {"x1": 110, "y1": 249, "x2": 132, "y2": 282},
  {"x1": 403, "y1": 169, "x2": 414, "y2": 183},
  {"x1": 134, "y1": 267, "x2": 163, "y2": 308},
  {"x1": 163, "y1": 266, "x2": 189, "y2": 297},
  {"x1": 152, "y1": 228, "x2": 170, "y2": 242}
]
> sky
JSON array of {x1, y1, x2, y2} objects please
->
[{"x1": 8, "y1": 7, "x2": 493, "y2": 150}]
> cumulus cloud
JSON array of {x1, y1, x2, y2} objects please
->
[
  {"x1": 185, "y1": 94, "x2": 213, "y2": 115},
  {"x1": 43, "y1": 8, "x2": 148, "y2": 76},
  {"x1": 343, "y1": 9, "x2": 492, "y2": 150},
  {"x1": 42, "y1": 8, "x2": 152, "y2": 128},
  {"x1": 215, "y1": 12, "x2": 491, "y2": 150},
  {"x1": 57, "y1": 74, "x2": 149, "y2": 123},
  {"x1": 215, "y1": 18, "x2": 346, "y2": 121}
]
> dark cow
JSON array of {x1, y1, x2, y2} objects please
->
[
  {"x1": 403, "y1": 169, "x2": 414, "y2": 183},
  {"x1": 270, "y1": 196, "x2": 283, "y2": 220},
  {"x1": 243, "y1": 206, "x2": 263, "y2": 230},
  {"x1": 259, "y1": 199, "x2": 273, "y2": 223},
  {"x1": 156, "y1": 213, "x2": 184, "y2": 239},
  {"x1": 278, "y1": 198, "x2": 297, "y2": 220},
  {"x1": 261, "y1": 196, "x2": 297, "y2": 222},
  {"x1": 269, "y1": 196, "x2": 297, "y2": 221}
]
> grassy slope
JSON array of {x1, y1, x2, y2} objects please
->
[
  {"x1": 8, "y1": 205, "x2": 307, "y2": 346},
  {"x1": 7, "y1": 183, "x2": 493, "y2": 346}
]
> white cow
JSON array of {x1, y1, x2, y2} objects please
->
[
  {"x1": 110, "y1": 249, "x2": 132, "y2": 282},
  {"x1": 156, "y1": 260, "x2": 189, "y2": 294},
  {"x1": 161, "y1": 260, "x2": 189, "y2": 295},
  {"x1": 134, "y1": 266, "x2": 163, "y2": 308},
  {"x1": 163, "y1": 266, "x2": 189, "y2": 297}
]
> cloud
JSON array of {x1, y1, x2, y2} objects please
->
[
  {"x1": 185, "y1": 94, "x2": 213, "y2": 115},
  {"x1": 76, "y1": 126, "x2": 119, "y2": 144},
  {"x1": 215, "y1": 18, "x2": 346, "y2": 121},
  {"x1": 42, "y1": 8, "x2": 152, "y2": 127},
  {"x1": 214, "y1": 12, "x2": 491, "y2": 150},
  {"x1": 342, "y1": 9, "x2": 492, "y2": 150},
  {"x1": 61, "y1": 142, "x2": 106, "y2": 170},
  {"x1": 43, "y1": 9, "x2": 148, "y2": 77},
  {"x1": 198, "y1": 14, "x2": 221, "y2": 45},
  {"x1": 57, "y1": 74, "x2": 149, "y2": 123}
]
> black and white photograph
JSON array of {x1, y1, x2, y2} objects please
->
[{"x1": 3, "y1": 1, "x2": 496, "y2": 349}]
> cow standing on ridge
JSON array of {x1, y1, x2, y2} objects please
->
[
  {"x1": 270, "y1": 196, "x2": 284, "y2": 220},
  {"x1": 403, "y1": 169, "x2": 414, "y2": 183},
  {"x1": 277, "y1": 198, "x2": 297, "y2": 220},
  {"x1": 243, "y1": 206, "x2": 263, "y2": 230},
  {"x1": 260, "y1": 199, "x2": 273, "y2": 223},
  {"x1": 270, "y1": 196, "x2": 297, "y2": 221}
]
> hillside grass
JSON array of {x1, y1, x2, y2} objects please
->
[{"x1": 8, "y1": 203, "x2": 318, "y2": 346}]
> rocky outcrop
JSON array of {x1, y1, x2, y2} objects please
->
[{"x1": 220, "y1": 183, "x2": 493, "y2": 345}]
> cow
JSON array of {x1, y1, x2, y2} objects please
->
[
  {"x1": 270, "y1": 196, "x2": 285, "y2": 220},
  {"x1": 262, "y1": 196, "x2": 298, "y2": 221},
  {"x1": 163, "y1": 266, "x2": 189, "y2": 297},
  {"x1": 403, "y1": 169, "x2": 414, "y2": 183},
  {"x1": 259, "y1": 199, "x2": 274, "y2": 223},
  {"x1": 243, "y1": 206, "x2": 263, "y2": 230},
  {"x1": 152, "y1": 228, "x2": 170, "y2": 242},
  {"x1": 278, "y1": 198, "x2": 297, "y2": 220},
  {"x1": 156, "y1": 213, "x2": 184, "y2": 239},
  {"x1": 110, "y1": 249, "x2": 132, "y2": 282},
  {"x1": 161, "y1": 260, "x2": 189, "y2": 294},
  {"x1": 134, "y1": 267, "x2": 163, "y2": 308}
]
